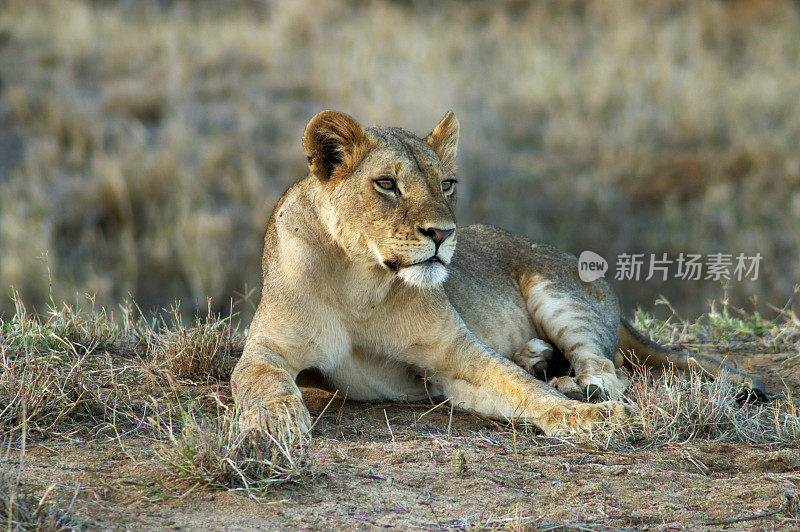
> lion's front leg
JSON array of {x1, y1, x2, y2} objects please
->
[
  {"x1": 231, "y1": 344, "x2": 311, "y2": 445},
  {"x1": 428, "y1": 333, "x2": 632, "y2": 436}
]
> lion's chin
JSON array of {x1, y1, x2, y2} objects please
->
[{"x1": 397, "y1": 261, "x2": 448, "y2": 289}]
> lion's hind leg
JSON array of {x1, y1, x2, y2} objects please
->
[{"x1": 519, "y1": 272, "x2": 628, "y2": 401}]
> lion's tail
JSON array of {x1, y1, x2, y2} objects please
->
[{"x1": 617, "y1": 319, "x2": 767, "y2": 397}]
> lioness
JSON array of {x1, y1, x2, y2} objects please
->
[{"x1": 231, "y1": 110, "x2": 765, "y2": 438}]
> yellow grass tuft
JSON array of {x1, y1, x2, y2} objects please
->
[
  {"x1": 146, "y1": 301, "x2": 242, "y2": 383},
  {"x1": 0, "y1": 470, "x2": 81, "y2": 531},
  {"x1": 151, "y1": 401, "x2": 312, "y2": 494}
]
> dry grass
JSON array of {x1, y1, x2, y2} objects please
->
[
  {"x1": 0, "y1": 292, "x2": 310, "y2": 494},
  {"x1": 146, "y1": 301, "x2": 242, "y2": 383},
  {"x1": 0, "y1": 470, "x2": 81, "y2": 531},
  {"x1": 532, "y1": 365, "x2": 800, "y2": 450},
  {"x1": 625, "y1": 367, "x2": 800, "y2": 447},
  {"x1": 1, "y1": 0, "x2": 799, "y2": 324},
  {"x1": 0, "y1": 296, "x2": 150, "y2": 440},
  {"x1": 152, "y1": 401, "x2": 311, "y2": 495},
  {"x1": 615, "y1": 291, "x2": 800, "y2": 448}
]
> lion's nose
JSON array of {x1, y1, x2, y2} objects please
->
[{"x1": 418, "y1": 226, "x2": 455, "y2": 247}]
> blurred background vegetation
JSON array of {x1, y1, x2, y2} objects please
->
[{"x1": 0, "y1": 0, "x2": 798, "y2": 326}]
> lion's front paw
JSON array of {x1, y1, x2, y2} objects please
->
[
  {"x1": 541, "y1": 400, "x2": 636, "y2": 437},
  {"x1": 238, "y1": 394, "x2": 312, "y2": 445}
]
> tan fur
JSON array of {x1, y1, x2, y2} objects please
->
[{"x1": 231, "y1": 111, "x2": 765, "y2": 442}]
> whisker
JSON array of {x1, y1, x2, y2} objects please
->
[{"x1": 362, "y1": 233, "x2": 402, "y2": 242}]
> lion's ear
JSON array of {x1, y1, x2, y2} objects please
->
[
  {"x1": 426, "y1": 111, "x2": 459, "y2": 171},
  {"x1": 302, "y1": 110, "x2": 369, "y2": 181}
]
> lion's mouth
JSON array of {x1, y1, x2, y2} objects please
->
[
  {"x1": 383, "y1": 256, "x2": 446, "y2": 271},
  {"x1": 419, "y1": 256, "x2": 446, "y2": 266}
]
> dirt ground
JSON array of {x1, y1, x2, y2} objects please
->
[{"x1": 5, "y1": 350, "x2": 800, "y2": 531}]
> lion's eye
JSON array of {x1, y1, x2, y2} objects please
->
[
  {"x1": 375, "y1": 178, "x2": 396, "y2": 191},
  {"x1": 441, "y1": 179, "x2": 457, "y2": 193}
]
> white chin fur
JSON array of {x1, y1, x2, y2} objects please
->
[{"x1": 398, "y1": 262, "x2": 448, "y2": 288}]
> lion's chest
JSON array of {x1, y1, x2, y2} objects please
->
[
  {"x1": 310, "y1": 315, "x2": 432, "y2": 402},
  {"x1": 304, "y1": 300, "x2": 414, "y2": 369}
]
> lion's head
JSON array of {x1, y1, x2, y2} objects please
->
[{"x1": 303, "y1": 110, "x2": 459, "y2": 289}]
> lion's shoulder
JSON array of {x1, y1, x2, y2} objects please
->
[{"x1": 261, "y1": 178, "x2": 318, "y2": 278}]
